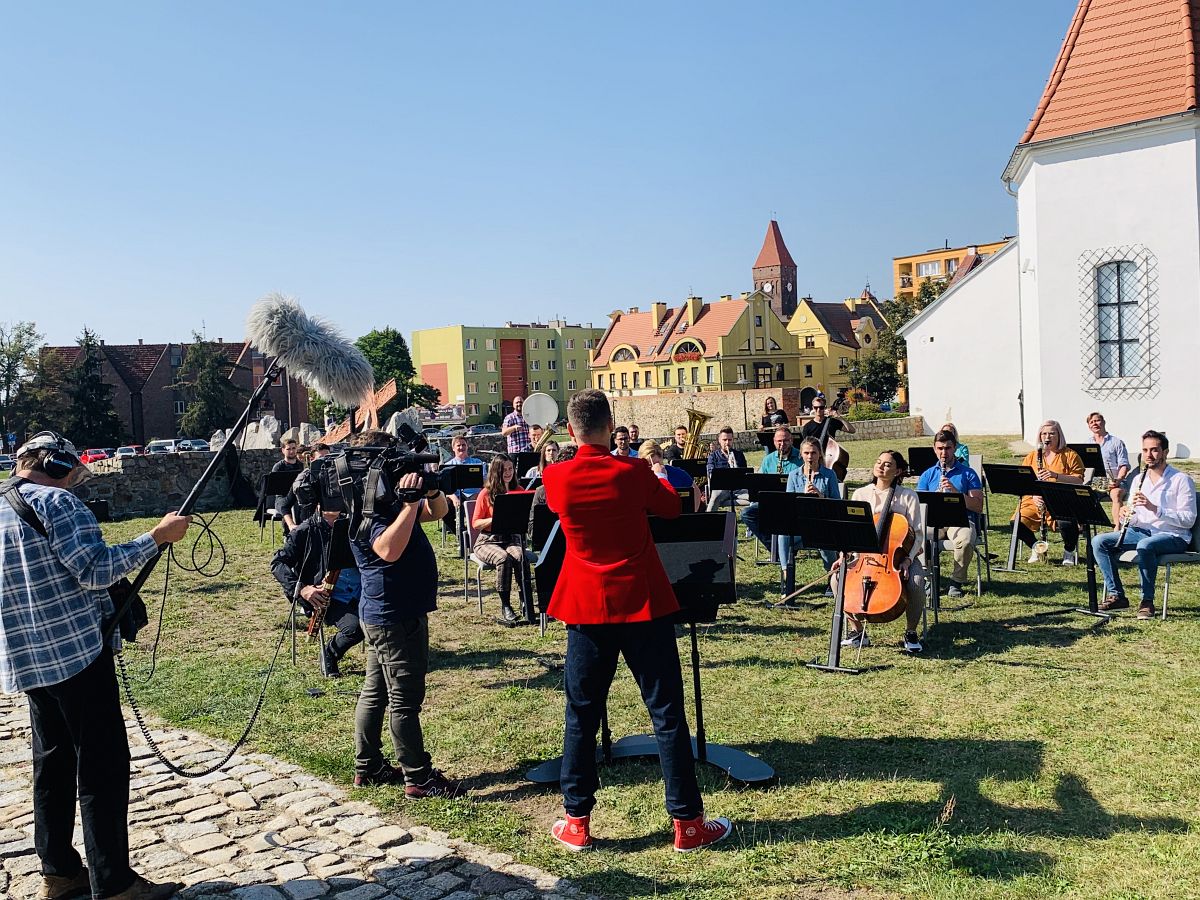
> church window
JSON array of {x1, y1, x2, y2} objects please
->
[
  {"x1": 1080, "y1": 247, "x2": 1158, "y2": 398},
  {"x1": 1096, "y1": 261, "x2": 1141, "y2": 378}
]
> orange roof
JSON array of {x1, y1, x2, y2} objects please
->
[
  {"x1": 1020, "y1": 0, "x2": 1200, "y2": 144},
  {"x1": 753, "y1": 220, "x2": 796, "y2": 269},
  {"x1": 591, "y1": 305, "x2": 679, "y2": 365},
  {"x1": 648, "y1": 300, "x2": 747, "y2": 362},
  {"x1": 591, "y1": 299, "x2": 751, "y2": 364}
]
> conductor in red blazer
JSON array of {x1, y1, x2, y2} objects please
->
[{"x1": 542, "y1": 389, "x2": 732, "y2": 853}]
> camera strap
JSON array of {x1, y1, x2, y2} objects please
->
[
  {"x1": 356, "y1": 456, "x2": 389, "y2": 542},
  {"x1": 0, "y1": 477, "x2": 49, "y2": 539}
]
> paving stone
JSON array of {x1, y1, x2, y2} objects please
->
[
  {"x1": 231, "y1": 887, "x2": 287, "y2": 900},
  {"x1": 250, "y1": 780, "x2": 299, "y2": 801},
  {"x1": 388, "y1": 842, "x2": 453, "y2": 865},
  {"x1": 313, "y1": 860, "x2": 361, "y2": 879},
  {"x1": 471, "y1": 873, "x2": 523, "y2": 896},
  {"x1": 6, "y1": 852, "x2": 41, "y2": 875},
  {"x1": 334, "y1": 884, "x2": 390, "y2": 900},
  {"x1": 226, "y1": 869, "x2": 277, "y2": 886},
  {"x1": 196, "y1": 845, "x2": 241, "y2": 867},
  {"x1": 291, "y1": 796, "x2": 337, "y2": 816},
  {"x1": 241, "y1": 770, "x2": 276, "y2": 787},
  {"x1": 307, "y1": 852, "x2": 343, "y2": 869},
  {"x1": 502, "y1": 891, "x2": 536, "y2": 900},
  {"x1": 335, "y1": 815, "x2": 386, "y2": 837},
  {"x1": 225, "y1": 792, "x2": 261, "y2": 811},
  {"x1": 279, "y1": 878, "x2": 329, "y2": 900},
  {"x1": 423, "y1": 872, "x2": 466, "y2": 892},
  {"x1": 361, "y1": 825, "x2": 410, "y2": 849},
  {"x1": 184, "y1": 805, "x2": 233, "y2": 823},
  {"x1": 0, "y1": 837, "x2": 34, "y2": 858},
  {"x1": 271, "y1": 861, "x2": 310, "y2": 882},
  {"x1": 176, "y1": 795, "x2": 221, "y2": 814},
  {"x1": 180, "y1": 832, "x2": 234, "y2": 854}
]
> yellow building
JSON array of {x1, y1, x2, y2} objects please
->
[
  {"x1": 589, "y1": 291, "x2": 802, "y2": 396},
  {"x1": 893, "y1": 238, "x2": 1012, "y2": 300},
  {"x1": 787, "y1": 290, "x2": 889, "y2": 408},
  {"x1": 411, "y1": 320, "x2": 604, "y2": 423}
]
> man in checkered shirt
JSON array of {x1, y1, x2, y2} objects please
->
[
  {"x1": 0, "y1": 432, "x2": 191, "y2": 900},
  {"x1": 501, "y1": 395, "x2": 532, "y2": 454}
]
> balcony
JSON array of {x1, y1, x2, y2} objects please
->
[{"x1": 899, "y1": 275, "x2": 913, "y2": 289}]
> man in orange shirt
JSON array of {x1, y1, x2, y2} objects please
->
[{"x1": 542, "y1": 389, "x2": 732, "y2": 853}]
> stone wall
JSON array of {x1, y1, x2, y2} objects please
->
[{"x1": 75, "y1": 449, "x2": 282, "y2": 519}]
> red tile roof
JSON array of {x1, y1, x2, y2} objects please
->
[
  {"x1": 592, "y1": 299, "x2": 752, "y2": 365},
  {"x1": 649, "y1": 300, "x2": 747, "y2": 362},
  {"x1": 753, "y1": 219, "x2": 796, "y2": 269},
  {"x1": 592, "y1": 305, "x2": 679, "y2": 365},
  {"x1": 1020, "y1": 0, "x2": 1200, "y2": 144}
]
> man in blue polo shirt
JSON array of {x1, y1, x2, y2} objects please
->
[
  {"x1": 740, "y1": 426, "x2": 803, "y2": 551},
  {"x1": 916, "y1": 429, "x2": 984, "y2": 598},
  {"x1": 349, "y1": 431, "x2": 464, "y2": 798}
]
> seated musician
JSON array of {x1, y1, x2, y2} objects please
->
[
  {"x1": 525, "y1": 441, "x2": 559, "y2": 483},
  {"x1": 1092, "y1": 430, "x2": 1196, "y2": 619},
  {"x1": 1086, "y1": 411, "x2": 1131, "y2": 528},
  {"x1": 271, "y1": 506, "x2": 364, "y2": 678},
  {"x1": 442, "y1": 436, "x2": 488, "y2": 535},
  {"x1": 778, "y1": 437, "x2": 841, "y2": 596},
  {"x1": 639, "y1": 441, "x2": 698, "y2": 510},
  {"x1": 761, "y1": 396, "x2": 788, "y2": 428},
  {"x1": 705, "y1": 426, "x2": 748, "y2": 511},
  {"x1": 471, "y1": 453, "x2": 529, "y2": 627},
  {"x1": 839, "y1": 450, "x2": 926, "y2": 654},
  {"x1": 740, "y1": 426, "x2": 803, "y2": 552},
  {"x1": 915, "y1": 429, "x2": 984, "y2": 599},
  {"x1": 1014, "y1": 420, "x2": 1085, "y2": 565},
  {"x1": 800, "y1": 396, "x2": 855, "y2": 450},
  {"x1": 628, "y1": 423, "x2": 643, "y2": 450},
  {"x1": 529, "y1": 444, "x2": 577, "y2": 535},
  {"x1": 662, "y1": 425, "x2": 689, "y2": 462},
  {"x1": 611, "y1": 426, "x2": 637, "y2": 457},
  {"x1": 939, "y1": 422, "x2": 970, "y2": 465}
]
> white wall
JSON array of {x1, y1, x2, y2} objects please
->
[
  {"x1": 903, "y1": 242, "x2": 1023, "y2": 435},
  {"x1": 1015, "y1": 121, "x2": 1200, "y2": 457}
]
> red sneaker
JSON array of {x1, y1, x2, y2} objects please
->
[
  {"x1": 673, "y1": 813, "x2": 733, "y2": 852},
  {"x1": 550, "y1": 814, "x2": 593, "y2": 851}
]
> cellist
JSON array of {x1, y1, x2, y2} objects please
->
[{"x1": 837, "y1": 450, "x2": 926, "y2": 654}]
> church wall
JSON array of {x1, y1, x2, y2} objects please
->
[{"x1": 1018, "y1": 122, "x2": 1200, "y2": 456}]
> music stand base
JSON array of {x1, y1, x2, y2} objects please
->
[
  {"x1": 525, "y1": 735, "x2": 774, "y2": 786},
  {"x1": 1035, "y1": 606, "x2": 1112, "y2": 621},
  {"x1": 806, "y1": 661, "x2": 861, "y2": 675}
]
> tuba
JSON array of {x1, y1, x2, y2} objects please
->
[{"x1": 681, "y1": 407, "x2": 713, "y2": 460}]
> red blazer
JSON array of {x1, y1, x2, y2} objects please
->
[{"x1": 542, "y1": 443, "x2": 681, "y2": 624}]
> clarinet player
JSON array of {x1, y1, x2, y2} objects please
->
[{"x1": 916, "y1": 429, "x2": 984, "y2": 599}]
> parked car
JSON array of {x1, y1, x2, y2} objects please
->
[
  {"x1": 443, "y1": 425, "x2": 468, "y2": 437},
  {"x1": 0, "y1": 454, "x2": 14, "y2": 472},
  {"x1": 466, "y1": 424, "x2": 499, "y2": 436},
  {"x1": 146, "y1": 439, "x2": 182, "y2": 454},
  {"x1": 79, "y1": 449, "x2": 111, "y2": 464},
  {"x1": 178, "y1": 439, "x2": 211, "y2": 452},
  {"x1": 422, "y1": 427, "x2": 445, "y2": 438},
  {"x1": 115, "y1": 445, "x2": 145, "y2": 457}
]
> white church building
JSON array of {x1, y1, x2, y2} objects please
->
[{"x1": 902, "y1": 0, "x2": 1200, "y2": 458}]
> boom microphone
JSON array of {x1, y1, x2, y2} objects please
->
[{"x1": 246, "y1": 293, "x2": 375, "y2": 407}]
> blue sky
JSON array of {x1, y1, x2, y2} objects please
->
[{"x1": 0, "y1": 2, "x2": 1072, "y2": 347}]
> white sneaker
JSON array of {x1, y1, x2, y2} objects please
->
[
  {"x1": 840, "y1": 630, "x2": 870, "y2": 649},
  {"x1": 1061, "y1": 551, "x2": 1078, "y2": 566},
  {"x1": 1027, "y1": 548, "x2": 1043, "y2": 564}
]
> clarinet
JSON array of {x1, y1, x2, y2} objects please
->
[
  {"x1": 1119, "y1": 465, "x2": 1147, "y2": 542},
  {"x1": 1034, "y1": 441, "x2": 1050, "y2": 554}
]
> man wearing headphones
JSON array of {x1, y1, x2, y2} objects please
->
[{"x1": 0, "y1": 432, "x2": 191, "y2": 900}]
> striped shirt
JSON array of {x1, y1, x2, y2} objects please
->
[{"x1": 0, "y1": 481, "x2": 158, "y2": 693}]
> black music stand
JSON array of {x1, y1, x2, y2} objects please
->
[
  {"x1": 527, "y1": 513, "x2": 773, "y2": 786},
  {"x1": 528, "y1": 502, "x2": 558, "y2": 553},
  {"x1": 513, "y1": 451, "x2": 540, "y2": 479},
  {"x1": 259, "y1": 470, "x2": 300, "y2": 546},
  {"x1": 440, "y1": 464, "x2": 484, "y2": 558},
  {"x1": 983, "y1": 464, "x2": 1045, "y2": 571},
  {"x1": 908, "y1": 446, "x2": 937, "y2": 475},
  {"x1": 758, "y1": 494, "x2": 880, "y2": 675},
  {"x1": 1035, "y1": 483, "x2": 1112, "y2": 620},
  {"x1": 1068, "y1": 443, "x2": 1105, "y2": 480},
  {"x1": 756, "y1": 429, "x2": 776, "y2": 451},
  {"x1": 490, "y1": 491, "x2": 538, "y2": 623},
  {"x1": 916, "y1": 491, "x2": 971, "y2": 621},
  {"x1": 744, "y1": 473, "x2": 791, "y2": 565},
  {"x1": 669, "y1": 458, "x2": 708, "y2": 481}
]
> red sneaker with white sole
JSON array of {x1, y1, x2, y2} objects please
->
[
  {"x1": 551, "y1": 813, "x2": 593, "y2": 851},
  {"x1": 673, "y1": 813, "x2": 733, "y2": 852}
]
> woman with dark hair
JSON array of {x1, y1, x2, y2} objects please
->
[
  {"x1": 761, "y1": 396, "x2": 788, "y2": 428},
  {"x1": 839, "y1": 450, "x2": 927, "y2": 653},
  {"x1": 471, "y1": 453, "x2": 528, "y2": 626}
]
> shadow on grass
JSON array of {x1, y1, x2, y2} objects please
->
[{"x1": 924, "y1": 609, "x2": 1109, "y2": 661}]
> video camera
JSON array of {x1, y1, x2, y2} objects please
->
[{"x1": 312, "y1": 424, "x2": 441, "y2": 539}]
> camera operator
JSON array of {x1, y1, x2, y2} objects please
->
[
  {"x1": 0, "y1": 432, "x2": 191, "y2": 900},
  {"x1": 271, "y1": 504, "x2": 363, "y2": 678},
  {"x1": 347, "y1": 431, "x2": 465, "y2": 797}
]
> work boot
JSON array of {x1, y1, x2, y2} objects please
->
[
  {"x1": 497, "y1": 602, "x2": 520, "y2": 627},
  {"x1": 322, "y1": 641, "x2": 342, "y2": 678},
  {"x1": 38, "y1": 868, "x2": 90, "y2": 900},
  {"x1": 106, "y1": 875, "x2": 183, "y2": 899}
]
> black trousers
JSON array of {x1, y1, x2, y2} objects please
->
[
  {"x1": 1017, "y1": 521, "x2": 1079, "y2": 553},
  {"x1": 325, "y1": 602, "x2": 364, "y2": 661},
  {"x1": 26, "y1": 647, "x2": 136, "y2": 899}
]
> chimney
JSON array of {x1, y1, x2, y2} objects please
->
[
  {"x1": 608, "y1": 309, "x2": 624, "y2": 323},
  {"x1": 686, "y1": 296, "x2": 703, "y2": 326},
  {"x1": 628, "y1": 307, "x2": 640, "y2": 314},
  {"x1": 846, "y1": 295, "x2": 858, "y2": 312},
  {"x1": 217, "y1": 337, "x2": 223, "y2": 343},
  {"x1": 740, "y1": 291, "x2": 750, "y2": 300},
  {"x1": 138, "y1": 338, "x2": 143, "y2": 345},
  {"x1": 651, "y1": 301, "x2": 666, "y2": 326},
  {"x1": 99, "y1": 339, "x2": 105, "y2": 345}
]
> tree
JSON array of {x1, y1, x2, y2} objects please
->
[
  {"x1": 847, "y1": 351, "x2": 903, "y2": 405},
  {"x1": 873, "y1": 277, "x2": 949, "y2": 401},
  {"x1": 171, "y1": 333, "x2": 246, "y2": 438},
  {"x1": 308, "y1": 387, "x2": 347, "y2": 429},
  {"x1": 11, "y1": 348, "x2": 72, "y2": 440},
  {"x1": 63, "y1": 328, "x2": 126, "y2": 447},
  {"x1": 355, "y1": 327, "x2": 441, "y2": 411},
  {"x1": 0, "y1": 321, "x2": 42, "y2": 447}
]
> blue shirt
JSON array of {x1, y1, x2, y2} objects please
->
[
  {"x1": 760, "y1": 448, "x2": 804, "y2": 476},
  {"x1": 331, "y1": 567, "x2": 361, "y2": 610},
  {"x1": 1095, "y1": 433, "x2": 1131, "y2": 480},
  {"x1": 916, "y1": 461, "x2": 984, "y2": 526},
  {"x1": 443, "y1": 455, "x2": 487, "y2": 498},
  {"x1": 785, "y1": 465, "x2": 841, "y2": 500},
  {"x1": 660, "y1": 464, "x2": 694, "y2": 490},
  {"x1": 352, "y1": 501, "x2": 439, "y2": 626},
  {"x1": 1, "y1": 481, "x2": 158, "y2": 693}
]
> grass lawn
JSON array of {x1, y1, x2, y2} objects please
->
[{"x1": 98, "y1": 436, "x2": 1200, "y2": 900}]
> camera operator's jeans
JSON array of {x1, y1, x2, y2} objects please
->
[
  {"x1": 1091, "y1": 526, "x2": 1188, "y2": 602},
  {"x1": 560, "y1": 618, "x2": 702, "y2": 820},
  {"x1": 355, "y1": 617, "x2": 433, "y2": 784}
]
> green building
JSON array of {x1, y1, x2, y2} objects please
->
[{"x1": 412, "y1": 320, "x2": 605, "y2": 423}]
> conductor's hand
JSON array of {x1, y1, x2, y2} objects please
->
[{"x1": 150, "y1": 512, "x2": 191, "y2": 545}]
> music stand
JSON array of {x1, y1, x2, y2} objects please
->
[
  {"x1": 1068, "y1": 443, "x2": 1105, "y2": 479},
  {"x1": 513, "y1": 451, "x2": 540, "y2": 479},
  {"x1": 982, "y1": 464, "x2": 1044, "y2": 571},
  {"x1": 669, "y1": 458, "x2": 708, "y2": 481},
  {"x1": 758, "y1": 494, "x2": 881, "y2": 675},
  {"x1": 1035, "y1": 483, "x2": 1112, "y2": 620},
  {"x1": 674, "y1": 485, "x2": 698, "y2": 514},
  {"x1": 916, "y1": 491, "x2": 970, "y2": 620},
  {"x1": 529, "y1": 502, "x2": 558, "y2": 553},
  {"x1": 440, "y1": 464, "x2": 484, "y2": 557},
  {"x1": 259, "y1": 470, "x2": 300, "y2": 546},
  {"x1": 527, "y1": 513, "x2": 773, "y2": 785},
  {"x1": 908, "y1": 446, "x2": 937, "y2": 475},
  {"x1": 490, "y1": 491, "x2": 538, "y2": 622}
]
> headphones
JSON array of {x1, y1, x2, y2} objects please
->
[{"x1": 17, "y1": 431, "x2": 80, "y2": 480}]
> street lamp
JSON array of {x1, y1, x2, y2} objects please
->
[{"x1": 735, "y1": 377, "x2": 750, "y2": 431}]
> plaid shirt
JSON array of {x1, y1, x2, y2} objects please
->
[
  {"x1": 503, "y1": 411, "x2": 532, "y2": 453},
  {"x1": 0, "y1": 481, "x2": 158, "y2": 693}
]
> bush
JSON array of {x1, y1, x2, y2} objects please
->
[{"x1": 846, "y1": 402, "x2": 909, "y2": 421}]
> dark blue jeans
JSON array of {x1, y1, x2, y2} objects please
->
[
  {"x1": 560, "y1": 618, "x2": 702, "y2": 819},
  {"x1": 1092, "y1": 527, "x2": 1189, "y2": 602}
]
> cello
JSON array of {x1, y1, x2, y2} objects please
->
[{"x1": 843, "y1": 483, "x2": 914, "y2": 624}]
